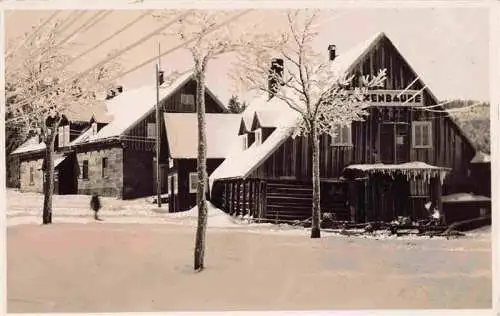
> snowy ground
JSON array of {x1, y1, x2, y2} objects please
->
[{"x1": 5, "y1": 190, "x2": 492, "y2": 312}]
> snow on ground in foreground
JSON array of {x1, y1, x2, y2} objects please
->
[{"x1": 5, "y1": 189, "x2": 490, "y2": 240}]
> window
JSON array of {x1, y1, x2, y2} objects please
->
[
  {"x1": 82, "y1": 160, "x2": 89, "y2": 180},
  {"x1": 173, "y1": 173, "x2": 178, "y2": 194},
  {"x1": 58, "y1": 125, "x2": 70, "y2": 147},
  {"x1": 91, "y1": 122, "x2": 98, "y2": 136},
  {"x1": 254, "y1": 128, "x2": 262, "y2": 145},
  {"x1": 181, "y1": 93, "x2": 195, "y2": 106},
  {"x1": 168, "y1": 173, "x2": 178, "y2": 194},
  {"x1": 29, "y1": 166, "x2": 34, "y2": 185},
  {"x1": 412, "y1": 121, "x2": 432, "y2": 148},
  {"x1": 189, "y1": 172, "x2": 198, "y2": 193},
  {"x1": 147, "y1": 123, "x2": 156, "y2": 139},
  {"x1": 241, "y1": 134, "x2": 248, "y2": 150},
  {"x1": 101, "y1": 157, "x2": 108, "y2": 178},
  {"x1": 331, "y1": 124, "x2": 352, "y2": 146}
]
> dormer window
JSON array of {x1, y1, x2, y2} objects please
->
[
  {"x1": 91, "y1": 122, "x2": 98, "y2": 136},
  {"x1": 58, "y1": 125, "x2": 70, "y2": 147},
  {"x1": 254, "y1": 128, "x2": 262, "y2": 145},
  {"x1": 241, "y1": 134, "x2": 248, "y2": 150}
]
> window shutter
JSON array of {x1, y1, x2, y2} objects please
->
[
  {"x1": 58, "y1": 127, "x2": 64, "y2": 147},
  {"x1": 64, "y1": 125, "x2": 70, "y2": 145}
]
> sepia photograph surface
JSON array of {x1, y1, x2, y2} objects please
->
[{"x1": 3, "y1": 3, "x2": 494, "y2": 313}]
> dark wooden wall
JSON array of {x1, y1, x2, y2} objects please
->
[
  {"x1": 248, "y1": 35, "x2": 475, "y2": 195},
  {"x1": 169, "y1": 158, "x2": 225, "y2": 212},
  {"x1": 122, "y1": 79, "x2": 225, "y2": 154},
  {"x1": 122, "y1": 149, "x2": 154, "y2": 199}
]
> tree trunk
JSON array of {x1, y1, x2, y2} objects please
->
[
  {"x1": 42, "y1": 130, "x2": 56, "y2": 225},
  {"x1": 310, "y1": 123, "x2": 321, "y2": 238},
  {"x1": 194, "y1": 69, "x2": 208, "y2": 271}
]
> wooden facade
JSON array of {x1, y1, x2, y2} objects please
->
[{"x1": 212, "y1": 34, "x2": 478, "y2": 224}]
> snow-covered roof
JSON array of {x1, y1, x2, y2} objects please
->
[
  {"x1": 470, "y1": 151, "x2": 490, "y2": 164},
  {"x1": 345, "y1": 162, "x2": 451, "y2": 182},
  {"x1": 329, "y1": 32, "x2": 385, "y2": 76},
  {"x1": 346, "y1": 162, "x2": 450, "y2": 172},
  {"x1": 164, "y1": 113, "x2": 242, "y2": 159},
  {"x1": 91, "y1": 72, "x2": 195, "y2": 142},
  {"x1": 10, "y1": 136, "x2": 45, "y2": 155},
  {"x1": 210, "y1": 98, "x2": 300, "y2": 185}
]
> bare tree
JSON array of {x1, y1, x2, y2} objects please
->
[
  {"x1": 154, "y1": 9, "x2": 260, "y2": 271},
  {"x1": 6, "y1": 19, "x2": 121, "y2": 224},
  {"x1": 233, "y1": 10, "x2": 386, "y2": 238}
]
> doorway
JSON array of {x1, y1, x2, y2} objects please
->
[{"x1": 379, "y1": 123, "x2": 410, "y2": 164}]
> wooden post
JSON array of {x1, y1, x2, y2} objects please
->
[
  {"x1": 155, "y1": 63, "x2": 162, "y2": 208},
  {"x1": 235, "y1": 181, "x2": 241, "y2": 216},
  {"x1": 242, "y1": 181, "x2": 247, "y2": 217},
  {"x1": 364, "y1": 178, "x2": 369, "y2": 222}
]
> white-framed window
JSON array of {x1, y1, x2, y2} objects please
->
[
  {"x1": 331, "y1": 124, "x2": 352, "y2": 146},
  {"x1": 91, "y1": 122, "x2": 98, "y2": 136},
  {"x1": 412, "y1": 121, "x2": 432, "y2": 148},
  {"x1": 181, "y1": 93, "x2": 195, "y2": 106},
  {"x1": 254, "y1": 128, "x2": 262, "y2": 145},
  {"x1": 147, "y1": 122, "x2": 156, "y2": 139},
  {"x1": 29, "y1": 166, "x2": 34, "y2": 185},
  {"x1": 58, "y1": 125, "x2": 70, "y2": 147},
  {"x1": 241, "y1": 134, "x2": 248, "y2": 150},
  {"x1": 82, "y1": 160, "x2": 89, "y2": 180},
  {"x1": 101, "y1": 157, "x2": 108, "y2": 178},
  {"x1": 168, "y1": 173, "x2": 178, "y2": 194},
  {"x1": 189, "y1": 172, "x2": 198, "y2": 193}
]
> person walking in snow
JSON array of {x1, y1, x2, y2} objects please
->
[{"x1": 90, "y1": 194, "x2": 102, "y2": 221}]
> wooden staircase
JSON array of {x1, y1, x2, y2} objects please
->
[{"x1": 265, "y1": 182, "x2": 313, "y2": 222}]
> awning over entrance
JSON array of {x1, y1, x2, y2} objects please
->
[
  {"x1": 40, "y1": 155, "x2": 67, "y2": 171},
  {"x1": 344, "y1": 161, "x2": 451, "y2": 182}
]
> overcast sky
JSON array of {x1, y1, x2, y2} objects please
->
[{"x1": 6, "y1": 7, "x2": 490, "y2": 103}]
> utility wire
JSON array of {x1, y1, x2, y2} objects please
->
[
  {"x1": 7, "y1": 10, "x2": 252, "y2": 122},
  {"x1": 56, "y1": 11, "x2": 105, "y2": 47},
  {"x1": 80, "y1": 11, "x2": 113, "y2": 33},
  {"x1": 5, "y1": 10, "x2": 60, "y2": 58}
]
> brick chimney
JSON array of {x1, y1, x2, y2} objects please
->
[
  {"x1": 268, "y1": 58, "x2": 284, "y2": 100},
  {"x1": 105, "y1": 85, "x2": 124, "y2": 100},
  {"x1": 328, "y1": 44, "x2": 337, "y2": 61}
]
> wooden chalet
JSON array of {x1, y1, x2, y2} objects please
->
[
  {"x1": 11, "y1": 72, "x2": 227, "y2": 200},
  {"x1": 163, "y1": 113, "x2": 241, "y2": 211},
  {"x1": 210, "y1": 32, "x2": 480, "y2": 225}
]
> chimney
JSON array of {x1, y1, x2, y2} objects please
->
[
  {"x1": 105, "y1": 85, "x2": 124, "y2": 100},
  {"x1": 158, "y1": 70, "x2": 165, "y2": 86},
  {"x1": 267, "y1": 58, "x2": 284, "y2": 100},
  {"x1": 328, "y1": 44, "x2": 337, "y2": 61}
]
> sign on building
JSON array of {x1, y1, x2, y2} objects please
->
[{"x1": 364, "y1": 90, "x2": 423, "y2": 107}]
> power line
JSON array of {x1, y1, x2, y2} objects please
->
[
  {"x1": 79, "y1": 11, "x2": 113, "y2": 34},
  {"x1": 109, "y1": 10, "x2": 252, "y2": 83},
  {"x1": 56, "y1": 11, "x2": 105, "y2": 47},
  {"x1": 6, "y1": 11, "x2": 191, "y2": 117},
  {"x1": 7, "y1": 10, "x2": 252, "y2": 122},
  {"x1": 55, "y1": 11, "x2": 87, "y2": 38},
  {"x1": 68, "y1": 10, "x2": 151, "y2": 68},
  {"x1": 5, "y1": 10, "x2": 60, "y2": 58}
]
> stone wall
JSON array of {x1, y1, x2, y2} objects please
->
[
  {"x1": 76, "y1": 147, "x2": 123, "y2": 198},
  {"x1": 19, "y1": 158, "x2": 44, "y2": 193}
]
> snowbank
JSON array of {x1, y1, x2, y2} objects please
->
[{"x1": 442, "y1": 193, "x2": 490, "y2": 203}]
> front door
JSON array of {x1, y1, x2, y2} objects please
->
[{"x1": 379, "y1": 123, "x2": 410, "y2": 163}]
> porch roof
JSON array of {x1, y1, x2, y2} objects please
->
[{"x1": 344, "y1": 162, "x2": 451, "y2": 182}]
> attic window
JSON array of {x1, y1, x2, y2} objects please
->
[
  {"x1": 147, "y1": 123, "x2": 157, "y2": 139},
  {"x1": 241, "y1": 134, "x2": 248, "y2": 150},
  {"x1": 412, "y1": 121, "x2": 432, "y2": 148},
  {"x1": 254, "y1": 128, "x2": 262, "y2": 145},
  {"x1": 91, "y1": 122, "x2": 98, "y2": 136},
  {"x1": 181, "y1": 93, "x2": 195, "y2": 109},
  {"x1": 331, "y1": 124, "x2": 352, "y2": 146}
]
